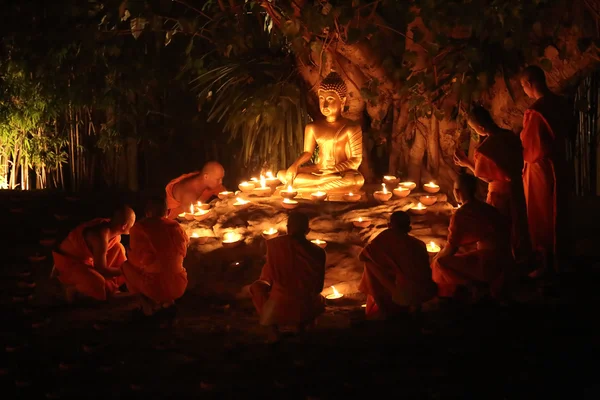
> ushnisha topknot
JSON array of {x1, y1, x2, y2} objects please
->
[{"x1": 318, "y1": 71, "x2": 348, "y2": 100}]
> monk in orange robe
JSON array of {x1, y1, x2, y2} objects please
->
[
  {"x1": 431, "y1": 173, "x2": 514, "y2": 300},
  {"x1": 122, "y1": 196, "x2": 189, "y2": 315},
  {"x1": 165, "y1": 161, "x2": 226, "y2": 219},
  {"x1": 250, "y1": 211, "x2": 326, "y2": 342},
  {"x1": 520, "y1": 65, "x2": 573, "y2": 276},
  {"x1": 52, "y1": 206, "x2": 136, "y2": 302},
  {"x1": 454, "y1": 105, "x2": 531, "y2": 262},
  {"x1": 358, "y1": 211, "x2": 437, "y2": 320}
]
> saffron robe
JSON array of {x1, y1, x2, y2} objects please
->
[
  {"x1": 121, "y1": 217, "x2": 188, "y2": 303},
  {"x1": 251, "y1": 235, "x2": 326, "y2": 326},
  {"x1": 359, "y1": 230, "x2": 437, "y2": 319},
  {"x1": 52, "y1": 219, "x2": 126, "y2": 301},
  {"x1": 431, "y1": 201, "x2": 514, "y2": 298},
  {"x1": 165, "y1": 172, "x2": 225, "y2": 218},
  {"x1": 520, "y1": 94, "x2": 572, "y2": 267},
  {"x1": 474, "y1": 131, "x2": 531, "y2": 260}
]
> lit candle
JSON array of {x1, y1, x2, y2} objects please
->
[
  {"x1": 410, "y1": 202, "x2": 428, "y2": 215},
  {"x1": 393, "y1": 185, "x2": 410, "y2": 198},
  {"x1": 184, "y1": 204, "x2": 195, "y2": 220},
  {"x1": 383, "y1": 175, "x2": 396, "y2": 181},
  {"x1": 253, "y1": 175, "x2": 272, "y2": 196},
  {"x1": 343, "y1": 192, "x2": 361, "y2": 202},
  {"x1": 423, "y1": 181, "x2": 440, "y2": 194},
  {"x1": 287, "y1": 185, "x2": 293, "y2": 193},
  {"x1": 233, "y1": 197, "x2": 250, "y2": 207},
  {"x1": 281, "y1": 198, "x2": 298, "y2": 209},
  {"x1": 281, "y1": 185, "x2": 297, "y2": 199},
  {"x1": 266, "y1": 171, "x2": 274, "y2": 179},
  {"x1": 426, "y1": 241, "x2": 441, "y2": 254},
  {"x1": 262, "y1": 227, "x2": 279, "y2": 240},
  {"x1": 222, "y1": 231, "x2": 243, "y2": 247},
  {"x1": 399, "y1": 181, "x2": 417, "y2": 190},
  {"x1": 325, "y1": 285, "x2": 343, "y2": 300},
  {"x1": 420, "y1": 195, "x2": 437, "y2": 206},
  {"x1": 310, "y1": 191, "x2": 328, "y2": 201},
  {"x1": 196, "y1": 201, "x2": 210, "y2": 210},
  {"x1": 218, "y1": 191, "x2": 234, "y2": 200},
  {"x1": 250, "y1": 177, "x2": 258, "y2": 182},
  {"x1": 238, "y1": 181, "x2": 255, "y2": 192},
  {"x1": 311, "y1": 239, "x2": 327, "y2": 248},
  {"x1": 353, "y1": 216, "x2": 372, "y2": 228},
  {"x1": 260, "y1": 175, "x2": 266, "y2": 188},
  {"x1": 373, "y1": 183, "x2": 392, "y2": 202}
]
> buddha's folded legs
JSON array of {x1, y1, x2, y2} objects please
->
[{"x1": 276, "y1": 169, "x2": 364, "y2": 193}]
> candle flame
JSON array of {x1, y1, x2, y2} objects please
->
[
  {"x1": 384, "y1": 175, "x2": 395, "y2": 180},
  {"x1": 348, "y1": 192, "x2": 353, "y2": 196},
  {"x1": 283, "y1": 198, "x2": 297, "y2": 204},
  {"x1": 241, "y1": 181, "x2": 250, "y2": 186},
  {"x1": 197, "y1": 201, "x2": 202, "y2": 206},
  {"x1": 189, "y1": 204, "x2": 194, "y2": 214},
  {"x1": 358, "y1": 217, "x2": 363, "y2": 222},
  {"x1": 191, "y1": 232, "x2": 199, "y2": 238},
  {"x1": 427, "y1": 241, "x2": 441, "y2": 252},
  {"x1": 263, "y1": 227, "x2": 277, "y2": 235},
  {"x1": 415, "y1": 202, "x2": 426, "y2": 209},
  {"x1": 219, "y1": 191, "x2": 232, "y2": 195},
  {"x1": 312, "y1": 239, "x2": 325, "y2": 244},
  {"x1": 260, "y1": 174, "x2": 266, "y2": 188},
  {"x1": 325, "y1": 285, "x2": 343, "y2": 299},
  {"x1": 266, "y1": 171, "x2": 274, "y2": 178},
  {"x1": 223, "y1": 231, "x2": 241, "y2": 242},
  {"x1": 235, "y1": 197, "x2": 249, "y2": 205},
  {"x1": 382, "y1": 183, "x2": 388, "y2": 194},
  {"x1": 331, "y1": 286, "x2": 340, "y2": 296},
  {"x1": 250, "y1": 177, "x2": 258, "y2": 182},
  {"x1": 313, "y1": 191, "x2": 326, "y2": 196},
  {"x1": 287, "y1": 185, "x2": 293, "y2": 192}
]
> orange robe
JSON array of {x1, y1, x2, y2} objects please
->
[
  {"x1": 165, "y1": 172, "x2": 225, "y2": 218},
  {"x1": 431, "y1": 201, "x2": 514, "y2": 298},
  {"x1": 251, "y1": 235, "x2": 326, "y2": 326},
  {"x1": 52, "y1": 219, "x2": 126, "y2": 301},
  {"x1": 121, "y1": 217, "x2": 189, "y2": 303},
  {"x1": 359, "y1": 230, "x2": 437, "y2": 319},
  {"x1": 520, "y1": 94, "x2": 571, "y2": 268},
  {"x1": 474, "y1": 131, "x2": 531, "y2": 260}
]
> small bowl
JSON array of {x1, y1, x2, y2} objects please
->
[
  {"x1": 266, "y1": 178, "x2": 281, "y2": 188},
  {"x1": 373, "y1": 191, "x2": 393, "y2": 202},
  {"x1": 233, "y1": 200, "x2": 251, "y2": 209},
  {"x1": 343, "y1": 193, "x2": 361, "y2": 202},
  {"x1": 310, "y1": 192, "x2": 328, "y2": 201},
  {"x1": 218, "y1": 191, "x2": 235, "y2": 200},
  {"x1": 393, "y1": 187, "x2": 411, "y2": 198},
  {"x1": 420, "y1": 195, "x2": 437, "y2": 206},
  {"x1": 423, "y1": 183, "x2": 440, "y2": 194},
  {"x1": 193, "y1": 210, "x2": 212, "y2": 222},
  {"x1": 281, "y1": 199, "x2": 299, "y2": 209},
  {"x1": 252, "y1": 186, "x2": 272, "y2": 197},
  {"x1": 383, "y1": 175, "x2": 399, "y2": 186},
  {"x1": 189, "y1": 235, "x2": 209, "y2": 245},
  {"x1": 262, "y1": 229, "x2": 279, "y2": 240},
  {"x1": 311, "y1": 239, "x2": 327, "y2": 249},
  {"x1": 399, "y1": 181, "x2": 417, "y2": 190},
  {"x1": 222, "y1": 239, "x2": 243, "y2": 249},
  {"x1": 238, "y1": 182, "x2": 256, "y2": 193},
  {"x1": 184, "y1": 213, "x2": 195, "y2": 221},
  {"x1": 280, "y1": 190, "x2": 298, "y2": 200},
  {"x1": 195, "y1": 203, "x2": 211, "y2": 211},
  {"x1": 353, "y1": 218, "x2": 371, "y2": 228},
  {"x1": 409, "y1": 205, "x2": 428, "y2": 215},
  {"x1": 426, "y1": 242, "x2": 441, "y2": 256}
]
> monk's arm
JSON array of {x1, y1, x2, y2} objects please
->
[
  {"x1": 333, "y1": 126, "x2": 362, "y2": 172},
  {"x1": 436, "y1": 243, "x2": 458, "y2": 259},
  {"x1": 89, "y1": 231, "x2": 122, "y2": 277}
]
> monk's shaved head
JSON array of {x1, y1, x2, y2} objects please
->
[
  {"x1": 454, "y1": 173, "x2": 478, "y2": 204},
  {"x1": 521, "y1": 65, "x2": 547, "y2": 87},
  {"x1": 390, "y1": 211, "x2": 411, "y2": 233},
  {"x1": 112, "y1": 205, "x2": 136, "y2": 234},
  {"x1": 201, "y1": 161, "x2": 225, "y2": 189},
  {"x1": 145, "y1": 195, "x2": 167, "y2": 218},
  {"x1": 287, "y1": 211, "x2": 310, "y2": 237}
]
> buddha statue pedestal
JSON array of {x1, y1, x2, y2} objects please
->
[{"x1": 277, "y1": 71, "x2": 365, "y2": 199}]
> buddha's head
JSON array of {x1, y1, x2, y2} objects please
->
[{"x1": 318, "y1": 71, "x2": 347, "y2": 120}]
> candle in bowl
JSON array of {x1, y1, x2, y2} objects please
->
[
  {"x1": 265, "y1": 171, "x2": 280, "y2": 187},
  {"x1": 280, "y1": 185, "x2": 298, "y2": 199},
  {"x1": 252, "y1": 175, "x2": 272, "y2": 196},
  {"x1": 420, "y1": 195, "x2": 437, "y2": 206},
  {"x1": 325, "y1": 285, "x2": 344, "y2": 300},
  {"x1": 310, "y1": 191, "x2": 328, "y2": 201},
  {"x1": 262, "y1": 227, "x2": 279, "y2": 240},
  {"x1": 343, "y1": 192, "x2": 361, "y2": 202},
  {"x1": 452, "y1": 203, "x2": 462, "y2": 213},
  {"x1": 218, "y1": 191, "x2": 235, "y2": 200},
  {"x1": 281, "y1": 198, "x2": 299, "y2": 209},
  {"x1": 423, "y1": 181, "x2": 440, "y2": 194},
  {"x1": 195, "y1": 201, "x2": 210, "y2": 211},
  {"x1": 373, "y1": 183, "x2": 393, "y2": 202},
  {"x1": 409, "y1": 202, "x2": 428, "y2": 215},
  {"x1": 222, "y1": 231, "x2": 243, "y2": 248},
  {"x1": 393, "y1": 186, "x2": 411, "y2": 198},
  {"x1": 233, "y1": 197, "x2": 251, "y2": 209},
  {"x1": 177, "y1": 212, "x2": 187, "y2": 221},
  {"x1": 383, "y1": 175, "x2": 399, "y2": 186},
  {"x1": 311, "y1": 239, "x2": 327, "y2": 249},
  {"x1": 193, "y1": 208, "x2": 212, "y2": 222},
  {"x1": 189, "y1": 232, "x2": 208, "y2": 245},
  {"x1": 353, "y1": 217, "x2": 372, "y2": 228},
  {"x1": 399, "y1": 181, "x2": 417, "y2": 190},
  {"x1": 426, "y1": 241, "x2": 441, "y2": 256},
  {"x1": 184, "y1": 205, "x2": 195, "y2": 221},
  {"x1": 238, "y1": 181, "x2": 255, "y2": 193}
]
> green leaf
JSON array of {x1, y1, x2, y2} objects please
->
[{"x1": 539, "y1": 58, "x2": 552, "y2": 71}]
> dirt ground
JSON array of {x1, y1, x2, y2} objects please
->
[{"x1": 1, "y1": 191, "x2": 600, "y2": 399}]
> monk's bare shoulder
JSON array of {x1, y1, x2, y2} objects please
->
[{"x1": 84, "y1": 224, "x2": 110, "y2": 250}]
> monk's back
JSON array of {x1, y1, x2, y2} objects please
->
[{"x1": 452, "y1": 201, "x2": 509, "y2": 248}]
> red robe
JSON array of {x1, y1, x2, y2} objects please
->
[
  {"x1": 250, "y1": 235, "x2": 326, "y2": 326},
  {"x1": 52, "y1": 219, "x2": 126, "y2": 301},
  {"x1": 431, "y1": 201, "x2": 514, "y2": 298},
  {"x1": 520, "y1": 94, "x2": 571, "y2": 268},
  {"x1": 165, "y1": 172, "x2": 225, "y2": 219},
  {"x1": 359, "y1": 230, "x2": 437, "y2": 319},
  {"x1": 121, "y1": 217, "x2": 188, "y2": 303},
  {"x1": 474, "y1": 131, "x2": 531, "y2": 260}
]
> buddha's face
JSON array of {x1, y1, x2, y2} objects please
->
[{"x1": 318, "y1": 89, "x2": 344, "y2": 119}]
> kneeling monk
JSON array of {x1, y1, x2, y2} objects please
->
[
  {"x1": 250, "y1": 211, "x2": 326, "y2": 342},
  {"x1": 359, "y1": 211, "x2": 437, "y2": 319},
  {"x1": 122, "y1": 196, "x2": 189, "y2": 315},
  {"x1": 432, "y1": 173, "x2": 514, "y2": 299},
  {"x1": 165, "y1": 161, "x2": 226, "y2": 219},
  {"x1": 52, "y1": 206, "x2": 136, "y2": 302}
]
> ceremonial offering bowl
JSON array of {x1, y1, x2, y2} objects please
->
[{"x1": 420, "y1": 195, "x2": 437, "y2": 206}]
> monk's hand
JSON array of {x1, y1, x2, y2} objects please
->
[
  {"x1": 453, "y1": 151, "x2": 468, "y2": 167},
  {"x1": 285, "y1": 165, "x2": 298, "y2": 184}
]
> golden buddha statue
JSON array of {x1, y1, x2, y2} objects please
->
[{"x1": 277, "y1": 71, "x2": 364, "y2": 194}]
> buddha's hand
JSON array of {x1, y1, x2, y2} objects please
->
[{"x1": 285, "y1": 165, "x2": 298, "y2": 183}]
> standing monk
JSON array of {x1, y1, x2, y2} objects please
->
[
  {"x1": 250, "y1": 212, "x2": 326, "y2": 343},
  {"x1": 122, "y1": 196, "x2": 189, "y2": 315},
  {"x1": 454, "y1": 105, "x2": 531, "y2": 263},
  {"x1": 52, "y1": 206, "x2": 136, "y2": 302},
  {"x1": 359, "y1": 211, "x2": 437, "y2": 320},
  {"x1": 520, "y1": 65, "x2": 573, "y2": 276},
  {"x1": 165, "y1": 161, "x2": 226, "y2": 219},
  {"x1": 431, "y1": 174, "x2": 514, "y2": 300}
]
